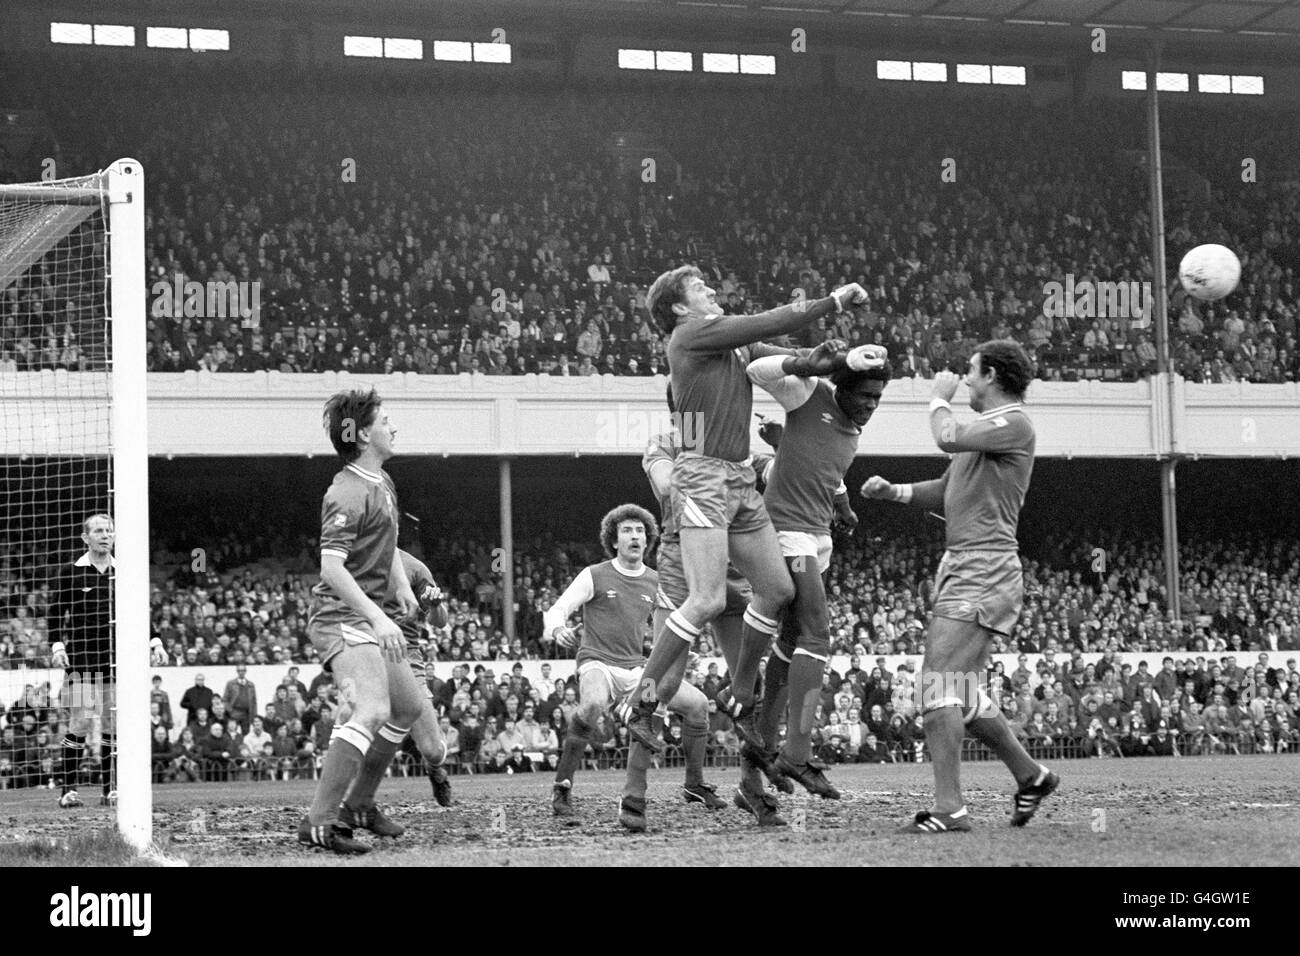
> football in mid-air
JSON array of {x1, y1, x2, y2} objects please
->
[{"x1": 1178, "y1": 244, "x2": 1241, "y2": 301}]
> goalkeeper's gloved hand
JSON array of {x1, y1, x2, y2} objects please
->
[
  {"x1": 830, "y1": 283, "x2": 868, "y2": 313},
  {"x1": 150, "y1": 637, "x2": 169, "y2": 667},
  {"x1": 846, "y1": 344, "x2": 889, "y2": 372}
]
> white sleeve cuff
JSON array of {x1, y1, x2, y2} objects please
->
[
  {"x1": 929, "y1": 398, "x2": 952, "y2": 413},
  {"x1": 895, "y1": 484, "x2": 914, "y2": 504}
]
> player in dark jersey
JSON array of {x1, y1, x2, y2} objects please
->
[
  {"x1": 861, "y1": 340, "x2": 1057, "y2": 833},
  {"x1": 634, "y1": 421, "x2": 760, "y2": 826},
  {"x1": 747, "y1": 344, "x2": 891, "y2": 799},
  {"x1": 49, "y1": 513, "x2": 117, "y2": 808},
  {"x1": 629, "y1": 266, "x2": 869, "y2": 777},
  {"x1": 298, "y1": 388, "x2": 422, "y2": 854},
  {"x1": 543, "y1": 505, "x2": 719, "y2": 827}
]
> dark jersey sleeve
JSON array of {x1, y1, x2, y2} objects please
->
[
  {"x1": 319, "y1": 480, "x2": 368, "y2": 560},
  {"x1": 674, "y1": 300, "x2": 837, "y2": 353}
]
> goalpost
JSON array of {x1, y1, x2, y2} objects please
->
[{"x1": 0, "y1": 160, "x2": 150, "y2": 849}]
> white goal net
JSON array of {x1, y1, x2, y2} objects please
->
[{"x1": 0, "y1": 161, "x2": 149, "y2": 848}]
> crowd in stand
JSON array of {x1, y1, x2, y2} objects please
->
[
  {"x1": 8, "y1": 639, "x2": 1297, "y2": 790},
  {"x1": 3, "y1": 66, "x2": 1300, "y2": 383},
  {"x1": 4, "y1": 518, "x2": 1299, "y2": 785},
  {"x1": 3, "y1": 522, "x2": 1298, "y2": 675}
]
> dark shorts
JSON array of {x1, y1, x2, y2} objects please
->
[
  {"x1": 932, "y1": 549, "x2": 1024, "y2": 637},
  {"x1": 309, "y1": 606, "x2": 380, "y2": 668},
  {"x1": 655, "y1": 539, "x2": 751, "y2": 615},
  {"x1": 671, "y1": 454, "x2": 771, "y2": 536}
]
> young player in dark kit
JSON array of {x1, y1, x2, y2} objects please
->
[
  {"x1": 627, "y1": 266, "x2": 869, "y2": 772},
  {"x1": 861, "y1": 340, "x2": 1058, "y2": 833},
  {"x1": 631, "y1": 406, "x2": 761, "y2": 828},
  {"x1": 297, "y1": 388, "x2": 422, "y2": 854}
]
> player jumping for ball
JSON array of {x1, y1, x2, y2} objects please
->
[
  {"x1": 746, "y1": 343, "x2": 891, "y2": 800},
  {"x1": 861, "y1": 340, "x2": 1058, "y2": 832},
  {"x1": 545, "y1": 505, "x2": 723, "y2": 825},
  {"x1": 627, "y1": 266, "x2": 869, "y2": 778},
  {"x1": 629, "y1": 404, "x2": 764, "y2": 828},
  {"x1": 298, "y1": 388, "x2": 422, "y2": 854}
]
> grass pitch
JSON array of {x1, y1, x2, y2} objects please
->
[{"x1": 3, "y1": 756, "x2": 1296, "y2": 866}]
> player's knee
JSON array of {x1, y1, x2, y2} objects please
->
[
  {"x1": 576, "y1": 704, "x2": 603, "y2": 734},
  {"x1": 774, "y1": 574, "x2": 795, "y2": 607},
  {"x1": 390, "y1": 698, "x2": 422, "y2": 729},
  {"x1": 352, "y1": 700, "x2": 390, "y2": 734},
  {"x1": 689, "y1": 591, "x2": 726, "y2": 623},
  {"x1": 421, "y1": 738, "x2": 447, "y2": 765},
  {"x1": 677, "y1": 693, "x2": 708, "y2": 728}
]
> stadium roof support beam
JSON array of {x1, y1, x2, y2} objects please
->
[{"x1": 1144, "y1": 40, "x2": 1183, "y2": 623}]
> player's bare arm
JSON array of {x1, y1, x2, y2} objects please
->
[
  {"x1": 390, "y1": 548, "x2": 419, "y2": 619},
  {"x1": 860, "y1": 470, "x2": 949, "y2": 510}
]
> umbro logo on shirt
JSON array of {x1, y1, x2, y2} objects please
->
[
  {"x1": 821, "y1": 412, "x2": 835, "y2": 425},
  {"x1": 605, "y1": 590, "x2": 618, "y2": 599},
  {"x1": 333, "y1": 513, "x2": 347, "y2": 527}
]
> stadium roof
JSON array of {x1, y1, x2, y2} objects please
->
[
  {"x1": 581, "y1": 0, "x2": 1300, "y2": 36},
  {"x1": 445, "y1": 0, "x2": 1300, "y2": 47}
]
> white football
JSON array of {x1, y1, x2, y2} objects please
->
[{"x1": 1178, "y1": 244, "x2": 1241, "y2": 301}]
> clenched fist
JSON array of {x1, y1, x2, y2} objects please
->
[
  {"x1": 860, "y1": 476, "x2": 893, "y2": 500},
  {"x1": 831, "y1": 283, "x2": 868, "y2": 312}
]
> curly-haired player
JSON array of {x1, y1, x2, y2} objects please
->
[{"x1": 543, "y1": 504, "x2": 721, "y2": 826}]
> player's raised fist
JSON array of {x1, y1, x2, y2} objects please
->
[
  {"x1": 860, "y1": 476, "x2": 893, "y2": 500},
  {"x1": 831, "y1": 283, "x2": 868, "y2": 311},
  {"x1": 932, "y1": 369, "x2": 961, "y2": 402}
]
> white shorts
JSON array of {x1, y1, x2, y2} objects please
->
[
  {"x1": 577, "y1": 659, "x2": 643, "y2": 708},
  {"x1": 777, "y1": 531, "x2": 833, "y2": 575}
]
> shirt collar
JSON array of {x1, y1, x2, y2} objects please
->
[
  {"x1": 345, "y1": 463, "x2": 384, "y2": 483},
  {"x1": 978, "y1": 402, "x2": 1024, "y2": 420},
  {"x1": 75, "y1": 552, "x2": 116, "y2": 569}
]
